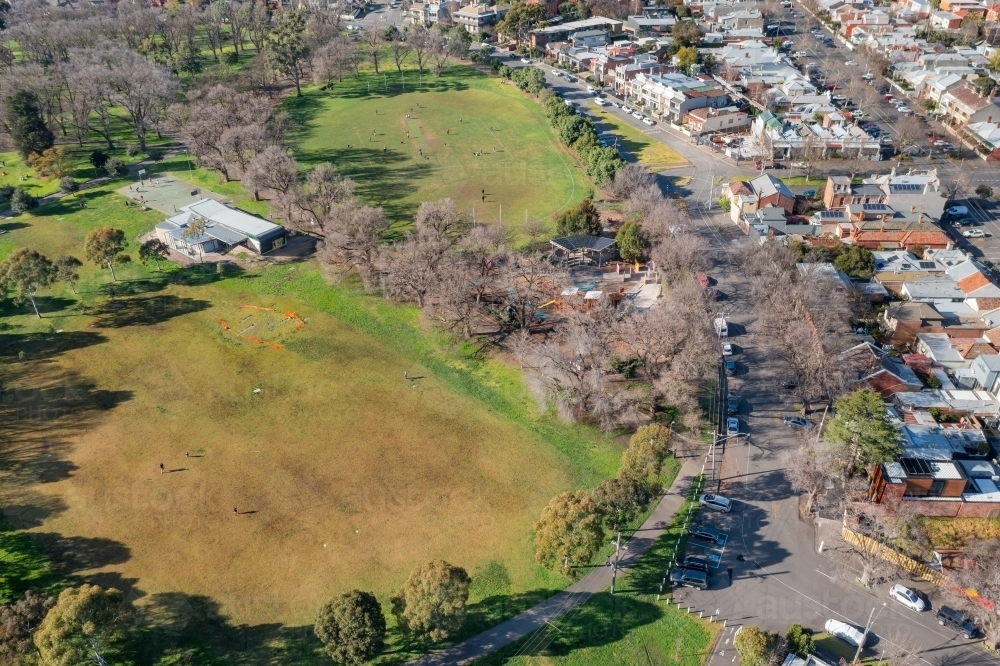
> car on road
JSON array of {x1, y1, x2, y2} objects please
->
[
  {"x1": 632, "y1": 111, "x2": 643, "y2": 119},
  {"x1": 936, "y1": 606, "x2": 976, "y2": 638},
  {"x1": 622, "y1": 105, "x2": 632, "y2": 113},
  {"x1": 825, "y1": 620, "x2": 875, "y2": 648},
  {"x1": 793, "y1": 51, "x2": 807, "y2": 57},
  {"x1": 952, "y1": 217, "x2": 977, "y2": 227},
  {"x1": 897, "y1": 106, "x2": 912, "y2": 115},
  {"x1": 670, "y1": 567, "x2": 709, "y2": 590},
  {"x1": 699, "y1": 493, "x2": 733, "y2": 513},
  {"x1": 520, "y1": 58, "x2": 530, "y2": 64},
  {"x1": 594, "y1": 98, "x2": 606, "y2": 106},
  {"x1": 782, "y1": 416, "x2": 811, "y2": 428},
  {"x1": 947, "y1": 205, "x2": 969, "y2": 217},
  {"x1": 727, "y1": 393, "x2": 739, "y2": 414},
  {"x1": 726, "y1": 417, "x2": 740, "y2": 436},
  {"x1": 844, "y1": 60, "x2": 857, "y2": 66},
  {"x1": 964, "y1": 229, "x2": 986, "y2": 238},
  {"x1": 883, "y1": 93, "x2": 894, "y2": 101},
  {"x1": 551, "y1": 69, "x2": 561, "y2": 76},
  {"x1": 642, "y1": 117, "x2": 655, "y2": 125},
  {"x1": 682, "y1": 555, "x2": 710, "y2": 572},
  {"x1": 862, "y1": 72, "x2": 874, "y2": 80},
  {"x1": 722, "y1": 343, "x2": 733, "y2": 356},
  {"x1": 564, "y1": 99, "x2": 574, "y2": 107},
  {"x1": 688, "y1": 523, "x2": 725, "y2": 545},
  {"x1": 889, "y1": 584, "x2": 927, "y2": 612},
  {"x1": 564, "y1": 75, "x2": 575, "y2": 82},
  {"x1": 724, "y1": 358, "x2": 737, "y2": 376},
  {"x1": 611, "y1": 101, "x2": 620, "y2": 108},
  {"x1": 782, "y1": 379, "x2": 800, "y2": 389},
  {"x1": 791, "y1": 161, "x2": 808, "y2": 168},
  {"x1": 586, "y1": 84, "x2": 595, "y2": 93}
]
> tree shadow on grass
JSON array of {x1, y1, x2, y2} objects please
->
[
  {"x1": 91, "y1": 294, "x2": 211, "y2": 328},
  {"x1": 0, "y1": 330, "x2": 107, "y2": 361}
]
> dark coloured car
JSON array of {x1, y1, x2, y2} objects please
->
[
  {"x1": 724, "y1": 358, "x2": 737, "y2": 376},
  {"x1": 727, "y1": 393, "x2": 739, "y2": 415},
  {"x1": 689, "y1": 523, "x2": 724, "y2": 545},
  {"x1": 670, "y1": 567, "x2": 709, "y2": 590},
  {"x1": 936, "y1": 606, "x2": 977, "y2": 639},
  {"x1": 682, "y1": 555, "x2": 710, "y2": 572},
  {"x1": 782, "y1": 416, "x2": 811, "y2": 428}
]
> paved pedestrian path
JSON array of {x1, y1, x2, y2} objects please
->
[{"x1": 408, "y1": 459, "x2": 702, "y2": 666}]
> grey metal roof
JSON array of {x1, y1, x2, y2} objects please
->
[
  {"x1": 205, "y1": 224, "x2": 247, "y2": 245},
  {"x1": 551, "y1": 235, "x2": 616, "y2": 251}
]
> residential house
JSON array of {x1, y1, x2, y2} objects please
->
[
  {"x1": 408, "y1": 1, "x2": 460, "y2": 25},
  {"x1": 625, "y1": 71, "x2": 730, "y2": 123},
  {"x1": 870, "y1": 448, "x2": 1000, "y2": 517},
  {"x1": 613, "y1": 60, "x2": 672, "y2": 94},
  {"x1": 526, "y1": 0, "x2": 559, "y2": 18},
  {"x1": 892, "y1": 0, "x2": 931, "y2": 18},
  {"x1": 823, "y1": 176, "x2": 887, "y2": 210},
  {"x1": 453, "y1": 2, "x2": 509, "y2": 34},
  {"x1": 939, "y1": 84, "x2": 1000, "y2": 131},
  {"x1": 683, "y1": 105, "x2": 751, "y2": 134},
  {"x1": 900, "y1": 257, "x2": 1000, "y2": 313},
  {"x1": 928, "y1": 9, "x2": 964, "y2": 29},
  {"x1": 939, "y1": 0, "x2": 987, "y2": 15},
  {"x1": 624, "y1": 14, "x2": 677, "y2": 36},
  {"x1": 529, "y1": 16, "x2": 623, "y2": 48},
  {"x1": 864, "y1": 168, "x2": 948, "y2": 221},
  {"x1": 964, "y1": 120, "x2": 1000, "y2": 160},
  {"x1": 839, "y1": 210, "x2": 951, "y2": 251},
  {"x1": 837, "y1": 341, "x2": 924, "y2": 396},
  {"x1": 154, "y1": 199, "x2": 288, "y2": 257},
  {"x1": 725, "y1": 173, "x2": 795, "y2": 223},
  {"x1": 716, "y1": 8, "x2": 763, "y2": 31}
]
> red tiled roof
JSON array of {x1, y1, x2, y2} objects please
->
[{"x1": 958, "y1": 271, "x2": 990, "y2": 294}]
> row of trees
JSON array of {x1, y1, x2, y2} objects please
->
[
  {"x1": 313, "y1": 559, "x2": 471, "y2": 665},
  {"x1": 534, "y1": 424, "x2": 673, "y2": 573},
  {"x1": 540, "y1": 94, "x2": 626, "y2": 185}
]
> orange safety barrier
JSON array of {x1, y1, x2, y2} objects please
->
[
  {"x1": 240, "y1": 304, "x2": 275, "y2": 311},
  {"x1": 219, "y1": 319, "x2": 229, "y2": 330},
  {"x1": 244, "y1": 335, "x2": 284, "y2": 350}
]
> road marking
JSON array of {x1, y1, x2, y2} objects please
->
[{"x1": 815, "y1": 568, "x2": 835, "y2": 580}]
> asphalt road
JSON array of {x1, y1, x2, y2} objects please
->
[{"x1": 353, "y1": 2, "x2": 405, "y2": 28}]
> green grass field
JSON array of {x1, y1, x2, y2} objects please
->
[
  {"x1": 284, "y1": 66, "x2": 591, "y2": 234},
  {"x1": 0, "y1": 182, "x2": 628, "y2": 664},
  {"x1": 590, "y1": 106, "x2": 688, "y2": 173}
]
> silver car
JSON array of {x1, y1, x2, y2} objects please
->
[
  {"x1": 699, "y1": 493, "x2": 733, "y2": 513},
  {"x1": 890, "y1": 584, "x2": 927, "y2": 612}
]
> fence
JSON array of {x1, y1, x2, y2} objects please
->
[{"x1": 841, "y1": 526, "x2": 946, "y2": 585}]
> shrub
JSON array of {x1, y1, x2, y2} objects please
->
[
  {"x1": 9, "y1": 187, "x2": 38, "y2": 212},
  {"x1": 786, "y1": 623, "x2": 815, "y2": 657},
  {"x1": 718, "y1": 196, "x2": 731, "y2": 212},
  {"x1": 146, "y1": 148, "x2": 164, "y2": 161},
  {"x1": 0, "y1": 184, "x2": 14, "y2": 201},
  {"x1": 58, "y1": 177, "x2": 79, "y2": 193},
  {"x1": 554, "y1": 198, "x2": 602, "y2": 236},
  {"x1": 104, "y1": 157, "x2": 125, "y2": 178},
  {"x1": 124, "y1": 144, "x2": 141, "y2": 157},
  {"x1": 610, "y1": 357, "x2": 642, "y2": 378}
]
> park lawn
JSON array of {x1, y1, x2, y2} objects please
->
[
  {"x1": 0, "y1": 175, "x2": 627, "y2": 663},
  {"x1": 589, "y1": 106, "x2": 688, "y2": 172},
  {"x1": 283, "y1": 65, "x2": 591, "y2": 236}
]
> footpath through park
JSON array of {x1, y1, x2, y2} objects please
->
[{"x1": 408, "y1": 458, "x2": 703, "y2": 666}]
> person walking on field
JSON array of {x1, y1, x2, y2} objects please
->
[{"x1": 159, "y1": 463, "x2": 164, "y2": 474}]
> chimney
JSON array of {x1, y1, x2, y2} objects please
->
[{"x1": 919, "y1": 212, "x2": 924, "y2": 223}]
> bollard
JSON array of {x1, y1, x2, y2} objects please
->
[
  {"x1": 818, "y1": 540, "x2": 825, "y2": 553},
  {"x1": 657, "y1": 594, "x2": 660, "y2": 601},
  {"x1": 700, "y1": 611, "x2": 703, "y2": 619},
  {"x1": 710, "y1": 615, "x2": 713, "y2": 623},
  {"x1": 678, "y1": 602, "x2": 682, "y2": 610},
  {"x1": 724, "y1": 619, "x2": 728, "y2": 629}
]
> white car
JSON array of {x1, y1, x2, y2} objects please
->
[
  {"x1": 622, "y1": 105, "x2": 633, "y2": 113},
  {"x1": 889, "y1": 584, "x2": 927, "y2": 612},
  {"x1": 611, "y1": 101, "x2": 620, "y2": 108},
  {"x1": 699, "y1": 493, "x2": 733, "y2": 513},
  {"x1": 722, "y1": 343, "x2": 733, "y2": 356},
  {"x1": 825, "y1": 620, "x2": 872, "y2": 648},
  {"x1": 594, "y1": 98, "x2": 606, "y2": 106},
  {"x1": 520, "y1": 58, "x2": 530, "y2": 64},
  {"x1": 586, "y1": 85, "x2": 595, "y2": 93},
  {"x1": 964, "y1": 229, "x2": 986, "y2": 238},
  {"x1": 845, "y1": 60, "x2": 857, "y2": 66},
  {"x1": 791, "y1": 161, "x2": 808, "y2": 168},
  {"x1": 551, "y1": 69, "x2": 561, "y2": 76},
  {"x1": 642, "y1": 117, "x2": 655, "y2": 125},
  {"x1": 632, "y1": 111, "x2": 643, "y2": 119}
]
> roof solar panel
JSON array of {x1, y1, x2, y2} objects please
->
[{"x1": 918, "y1": 261, "x2": 937, "y2": 269}]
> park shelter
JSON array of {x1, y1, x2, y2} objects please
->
[
  {"x1": 549, "y1": 235, "x2": 617, "y2": 266},
  {"x1": 154, "y1": 199, "x2": 287, "y2": 257}
]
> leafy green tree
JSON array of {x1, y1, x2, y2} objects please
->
[
  {"x1": 496, "y1": 0, "x2": 546, "y2": 42},
  {"x1": 390, "y1": 560, "x2": 470, "y2": 642},
  {"x1": 33, "y1": 585, "x2": 134, "y2": 666},
  {"x1": 53, "y1": 255, "x2": 82, "y2": 295},
  {"x1": 977, "y1": 184, "x2": 994, "y2": 200},
  {"x1": 315, "y1": 590, "x2": 386, "y2": 665},
  {"x1": 84, "y1": 227, "x2": 128, "y2": 281},
  {"x1": 554, "y1": 198, "x2": 602, "y2": 236},
  {"x1": 533, "y1": 490, "x2": 604, "y2": 573},
  {"x1": 267, "y1": 10, "x2": 310, "y2": 96},
  {"x1": 544, "y1": 96, "x2": 575, "y2": 121},
  {"x1": 621, "y1": 424, "x2": 672, "y2": 487},
  {"x1": 826, "y1": 389, "x2": 900, "y2": 473},
  {"x1": 734, "y1": 625, "x2": 787, "y2": 666},
  {"x1": 88, "y1": 150, "x2": 108, "y2": 171},
  {"x1": 9, "y1": 188, "x2": 37, "y2": 213},
  {"x1": 6, "y1": 90, "x2": 54, "y2": 159},
  {"x1": 592, "y1": 473, "x2": 650, "y2": 532},
  {"x1": 586, "y1": 146, "x2": 625, "y2": 185},
  {"x1": 833, "y1": 244, "x2": 875, "y2": 279},
  {"x1": 558, "y1": 115, "x2": 592, "y2": 145},
  {"x1": 675, "y1": 46, "x2": 698, "y2": 73},
  {"x1": 0, "y1": 248, "x2": 56, "y2": 318},
  {"x1": 104, "y1": 157, "x2": 125, "y2": 178},
  {"x1": 786, "y1": 623, "x2": 816, "y2": 657},
  {"x1": 616, "y1": 221, "x2": 644, "y2": 263},
  {"x1": 139, "y1": 239, "x2": 170, "y2": 271}
]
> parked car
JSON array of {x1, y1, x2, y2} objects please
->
[
  {"x1": 520, "y1": 58, "x2": 531, "y2": 64},
  {"x1": 964, "y1": 229, "x2": 986, "y2": 238},
  {"x1": 622, "y1": 105, "x2": 633, "y2": 113},
  {"x1": 889, "y1": 584, "x2": 927, "y2": 612},
  {"x1": 825, "y1": 620, "x2": 875, "y2": 648},
  {"x1": 782, "y1": 416, "x2": 811, "y2": 428},
  {"x1": 670, "y1": 567, "x2": 709, "y2": 589},
  {"x1": 586, "y1": 85, "x2": 595, "y2": 93},
  {"x1": 947, "y1": 205, "x2": 969, "y2": 217},
  {"x1": 722, "y1": 343, "x2": 733, "y2": 356},
  {"x1": 688, "y1": 523, "x2": 724, "y2": 544},
  {"x1": 727, "y1": 417, "x2": 740, "y2": 436},
  {"x1": 724, "y1": 358, "x2": 737, "y2": 376},
  {"x1": 642, "y1": 117, "x2": 655, "y2": 125},
  {"x1": 699, "y1": 493, "x2": 733, "y2": 513},
  {"x1": 632, "y1": 111, "x2": 643, "y2": 119},
  {"x1": 782, "y1": 379, "x2": 800, "y2": 389},
  {"x1": 791, "y1": 161, "x2": 808, "y2": 168},
  {"x1": 883, "y1": 93, "x2": 894, "y2": 100},
  {"x1": 682, "y1": 555, "x2": 710, "y2": 572},
  {"x1": 844, "y1": 60, "x2": 857, "y2": 66},
  {"x1": 594, "y1": 98, "x2": 607, "y2": 106},
  {"x1": 727, "y1": 393, "x2": 739, "y2": 414},
  {"x1": 551, "y1": 69, "x2": 561, "y2": 76},
  {"x1": 897, "y1": 106, "x2": 912, "y2": 115},
  {"x1": 936, "y1": 606, "x2": 976, "y2": 639}
]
